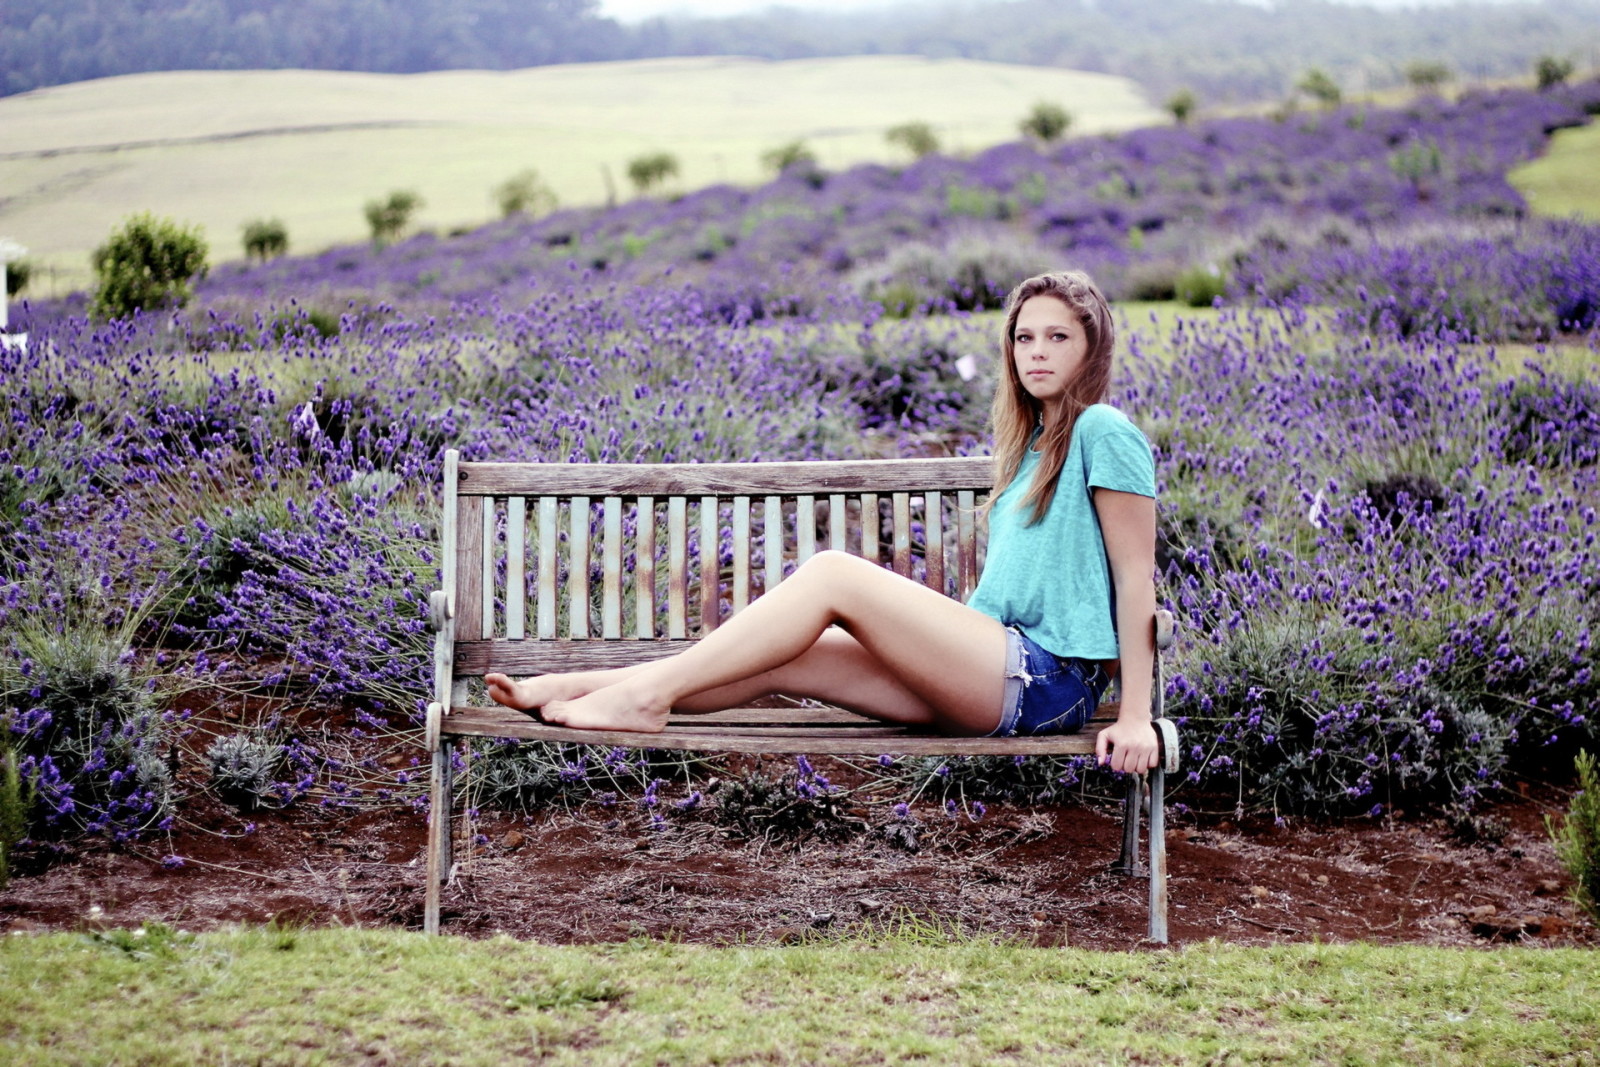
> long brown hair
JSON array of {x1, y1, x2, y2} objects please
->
[{"x1": 989, "y1": 270, "x2": 1116, "y2": 524}]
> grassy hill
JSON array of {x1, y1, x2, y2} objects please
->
[
  {"x1": 0, "y1": 56, "x2": 1161, "y2": 294},
  {"x1": 1509, "y1": 121, "x2": 1600, "y2": 221}
]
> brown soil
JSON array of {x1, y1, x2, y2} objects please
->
[{"x1": 3, "y1": 754, "x2": 1593, "y2": 950}]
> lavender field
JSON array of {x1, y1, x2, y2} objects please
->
[{"x1": 4, "y1": 80, "x2": 1600, "y2": 857}]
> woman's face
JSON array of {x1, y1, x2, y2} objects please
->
[{"x1": 1011, "y1": 294, "x2": 1088, "y2": 404}]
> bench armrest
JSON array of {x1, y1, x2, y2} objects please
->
[{"x1": 428, "y1": 590, "x2": 454, "y2": 633}]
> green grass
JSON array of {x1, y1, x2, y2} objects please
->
[
  {"x1": 0, "y1": 57, "x2": 1161, "y2": 292},
  {"x1": 2, "y1": 925, "x2": 1597, "y2": 1065},
  {"x1": 1510, "y1": 121, "x2": 1600, "y2": 222}
]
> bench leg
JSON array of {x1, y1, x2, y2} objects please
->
[
  {"x1": 1113, "y1": 773, "x2": 1143, "y2": 875},
  {"x1": 1148, "y1": 765, "x2": 1169, "y2": 943},
  {"x1": 424, "y1": 736, "x2": 455, "y2": 935}
]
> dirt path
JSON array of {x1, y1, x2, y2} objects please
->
[{"x1": 4, "y1": 777, "x2": 1591, "y2": 950}]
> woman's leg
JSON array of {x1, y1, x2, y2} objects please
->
[
  {"x1": 538, "y1": 550, "x2": 1007, "y2": 735},
  {"x1": 487, "y1": 629, "x2": 940, "y2": 724}
]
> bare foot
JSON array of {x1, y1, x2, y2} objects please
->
[
  {"x1": 484, "y1": 672, "x2": 591, "y2": 712},
  {"x1": 542, "y1": 681, "x2": 671, "y2": 734}
]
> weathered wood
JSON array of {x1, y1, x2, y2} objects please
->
[
  {"x1": 667, "y1": 497, "x2": 687, "y2": 639},
  {"x1": 456, "y1": 497, "x2": 485, "y2": 642},
  {"x1": 796, "y1": 494, "x2": 816, "y2": 563},
  {"x1": 481, "y1": 501, "x2": 496, "y2": 638},
  {"x1": 602, "y1": 497, "x2": 622, "y2": 639},
  {"x1": 456, "y1": 457, "x2": 993, "y2": 496},
  {"x1": 732, "y1": 496, "x2": 751, "y2": 613},
  {"x1": 537, "y1": 497, "x2": 557, "y2": 640},
  {"x1": 568, "y1": 497, "x2": 590, "y2": 639},
  {"x1": 957, "y1": 490, "x2": 978, "y2": 600},
  {"x1": 892, "y1": 492, "x2": 912, "y2": 578},
  {"x1": 440, "y1": 704, "x2": 1103, "y2": 756},
  {"x1": 925, "y1": 491, "x2": 944, "y2": 594},
  {"x1": 636, "y1": 497, "x2": 656, "y2": 639},
  {"x1": 860, "y1": 493, "x2": 878, "y2": 564},
  {"x1": 505, "y1": 497, "x2": 526, "y2": 641},
  {"x1": 764, "y1": 495, "x2": 783, "y2": 595},
  {"x1": 829, "y1": 494, "x2": 848, "y2": 551},
  {"x1": 700, "y1": 495, "x2": 720, "y2": 633}
]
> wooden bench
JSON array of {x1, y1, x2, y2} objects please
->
[{"x1": 423, "y1": 449, "x2": 1180, "y2": 940}]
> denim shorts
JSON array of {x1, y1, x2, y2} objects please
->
[{"x1": 987, "y1": 626, "x2": 1112, "y2": 737}]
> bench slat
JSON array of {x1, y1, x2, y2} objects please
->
[
  {"x1": 441, "y1": 705, "x2": 1103, "y2": 756},
  {"x1": 764, "y1": 496, "x2": 783, "y2": 594},
  {"x1": 668, "y1": 498, "x2": 687, "y2": 638},
  {"x1": 636, "y1": 497, "x2": 655, "y2": 639},
  {"x1": 455, "y1": 457, "x2": 994, "y2": 496},
  {"x1": 537, "y1": 497, "x2": 558, "y2": 639},
  {"x1": 926, "y1": 490, "x2": 944, "y2": 593},
  {"x1": 603, "y1": 497, "x2": 622, "y2": 639},
  {"x1": 732, "y1": 495, "x2": 751, "y2": 613},
  {"x1": 700, "y1": 495, "x2": 719, "y2": 632},
  {"x1": 506, "y1": 497, "x2": 526, "y2": 640},
  {"x1": 569, "y1": 497, "x2": 590, "y2": 638},
  {"x1": 457, "y1": 496, "x2": 485, "y2": 642}
]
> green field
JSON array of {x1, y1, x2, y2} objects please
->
[
  {"x1": 3, "y1": 926, "x2": 1597, "y2": 1065},
  {"x1": 0, "y1": 57, "x2": 1161, "y2": 293},
  {"x1": 1510, "y1": 120, "x2": 1600, "y2": 222}
]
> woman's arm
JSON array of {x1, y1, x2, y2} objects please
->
[{"x1": 1090, "y1": 488, "x2": 1161, "y2": 773}]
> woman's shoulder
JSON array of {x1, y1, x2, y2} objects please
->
[{"x1": 1076, "y1": 403, "x2": 1144, "y2": 437}]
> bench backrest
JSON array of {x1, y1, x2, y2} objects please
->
[{"x1": 437, "y1": 449, "x2": 995, "y2": 681}]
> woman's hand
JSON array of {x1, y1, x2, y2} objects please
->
[{"x1": 1096, "y1": 716, "x2": 1159, "y2": 773}]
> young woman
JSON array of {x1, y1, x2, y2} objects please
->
[{"x1": 485, "y1": 270, "x2": 1161, "y2": 773}]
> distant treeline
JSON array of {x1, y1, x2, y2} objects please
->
[{"x1": 5, "y1": 0, "x2": 1599, "y2": 102}]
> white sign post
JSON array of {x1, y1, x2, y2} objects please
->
[{"x1": 0, "y1": 238, "x2": 28, "y2": 353}]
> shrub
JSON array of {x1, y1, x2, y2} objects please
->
[
  {"x1": 1535, "y1": 55, "x2": 1575, "y2": 90},
  {"x1": 90, "y1": 213, "x2": 209, "y2": 319},
  {"x1": 1019, "y1": 101, "x2": 1072, "y2": 143},
  {"x1": 0, "y1": 739, "x2": 28, "y2": 889},
  {"x1": 4, "y1": 257, "x2": 31, "y2": 298},
  {"x1": 241, "y1": 218, "x2": 289, "y2": 261},
  {"x1": 762, "y1": 140, "x2": 818, "y2": 175},
  {"x1": 206, "y1": 732, "x2": 282, "y2": 811},
  {"x1": 712, "y1": 756, "x2": 853, "y2": 842},
  {"x1": 1297, "y1": 68, "x2": 1343, "y2": 109},
  {"x1": 1166, "y1": 88, "x2": 1198, "y2": 125},
  {"x1": 363, "y1": 190, "x2": 424, "y2": 249},
  {"x1": 1548, "y1": 750, "x2": 1600, "y2": 925},
  {"x1": 886, "y1": 121, "x2": 940, "y2": 159},
  {"x1": 1405, "y1": 60, "x2": 1452, "y2": 93},
  {"x1": 1174, "y1": 264, "x2": 1227, "y2": 308},
  {"x1": 1, "y1": 623, "x2": 172, "y2": 842},
  {"x1": 626, "y1": 152, "x2": 680, "y2": 196},
  {"x1": 494, "y1": 169, "x2": 558, "y2": 218}
]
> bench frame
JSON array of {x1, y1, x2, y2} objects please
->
[{"x1": 422, "y1": 448, "x2": 1178, "y2": 940}]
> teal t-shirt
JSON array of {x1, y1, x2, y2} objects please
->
[{"x1": 967, "y1": 404, "x2": 1156, "y2": 660}]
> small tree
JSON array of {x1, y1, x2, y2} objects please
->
[
  {"x1": 3, "y1": 257, "x2": 30, "y2": 298},
  {"x1": 886, "y1": 121, "x2": 940, "y2": 159},
  {"x1": 1166, "y1": 88, "x2": 1198, "y2": 126},
  {"x1": 1536, "y1": 54, "x2": 1575, "y2": 90},
  {"x1": 1405, "y1": 60, "x2": 1452, "y2": 93},
  {"x1": 1296, "y1": 68, "x2": 1343, "y2": 109},
  {"x1": 762, "y1": 139, "x2": 820, "y2": 175},
  {"x1": 240, "y1": 217, "x2": 289, "y2": 261},
  {"x1": 364, "y1": 189, "x2": 424, "y2": 249},
  {"x1": 1549, "y1": 750, "x2": 1600, "y2": 925},
  {"x1": 494, "y1": 169, "x2": 558, "y2": 218},
  {"x1": 1020, "y1": 101, "x2": 1073, "y2": 143},
  {"x1": 91, "y1": 213, "x2": 208, "y2": 319},
  {"x1": 626, "y1": 151, "x2": 680, "y2": 196}
]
